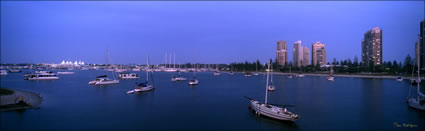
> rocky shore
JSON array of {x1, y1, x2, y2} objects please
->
[{"x1": 0, "y1": 88, "x2": 42, "y2": 111}]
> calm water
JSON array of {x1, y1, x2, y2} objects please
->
[{"x1": 1, "y1": 70, "x2": 425, "y2": 130}]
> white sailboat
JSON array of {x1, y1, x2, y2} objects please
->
[
  {"x1": 247, "y1": 61, "x2": 299, "y2": 121},
  {"x1": 127, "y1": 55, "x2": 155, "y2": 94},
  {"x1": 172, "y1": 70, "x2": 187, "y2": 81},
  {"x1": 328, "y1": 66, "x2": 334, "y2": 81},
  {"x1": 189, "y1": 64, "x2": 199, "y2": 85},
  {"x1": 254, "y1": 62, "x2": 259, "y2": 76},
  {"x1": 288, "y1": 66, "x2": 293, "y2": 78},
  {"x1": 213, "y1": 64, "x2": 221, "y2": 76},
  {"x1": 407, "y1": 40, "x2": 425, "y2": 111},
  {"x1": 88, "y1": 47, "x2": 119, "y2": 85},
  {"x1": 268, "y1": 63, "x2": 276, "y2": 91}
]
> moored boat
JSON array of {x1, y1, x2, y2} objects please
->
[{"x1": 247, "y1": 60, "x2": 299, "y2": 121}]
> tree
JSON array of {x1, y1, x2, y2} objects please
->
[{"x1": 353, "y1": 56, "x2": 359, "y2": 67}]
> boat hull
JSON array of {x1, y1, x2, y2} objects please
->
[
  {"x1": 407, "y1": 98, "x2": 425, "y2": 111},
  {"x1": 250, "y1": 100, "x2": 299, "y2": 121}
]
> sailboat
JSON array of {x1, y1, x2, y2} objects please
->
[
  {"x1": 288, "y1": 66, "x2": 293, "y2": 78},
  {"x1": 89, "y1": 47, "x2": 119, "y2": 85},
  {"x1": 407, "y1": 39, "x2": 425, "y2": 111},
  {"x1": 268, "y1": 63, "x2": 276, "y2": 91},
  {"x1": 254, "y1": 62, "x2": 259, "y2": 76},
  {"x1": 213, "y1": 64, "x2": 221, "y2": 76},
  {"x1": 328, "y1": 66, "x2": 335, "y2": 81},
  {"x1": 172, "y1": 70, "x2": 187, "y2": 82},
  {"x1": 189, "y1": 64, "x2": 199, "y2": 85},
  {"x1": 127, "y1": 55, "x2": 155, "y2": 94},
  {"x1": 246, "y1": 61, "x2": 299, "y2": 121}
]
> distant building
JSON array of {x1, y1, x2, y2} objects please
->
[
  {"x1": 311, "y1": 41, "x2": 326, "y2": 66},
  {"x1": 419, "y1": 20, "x2": 425, "y2": 71},
  {"x1": 362, "y1": 27, "x2": 382, "y2": 67},
  {"x1": 293, "y1": 40, "x2": 304, "y2": 67},
  {"x1": 276, "y1": 40, "x2": 288, "y2": 66},
  {"x1": 302, "y1": 46, "x2": 310, "y2": 66}
]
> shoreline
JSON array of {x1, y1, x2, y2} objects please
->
[
  {"x1": 0, "y1": 88, "x2": 42, "y2": 111},
  {"x1": 224, "y1": 71, "x2": 424, "y2": 80}
]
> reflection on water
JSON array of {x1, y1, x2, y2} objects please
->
[{"x1": 1, "y1": 70, "x2": 424, "y2": 130}]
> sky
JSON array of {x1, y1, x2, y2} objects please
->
[{"x1": 1, "y1": 1, "x2": 424, "y2": 64}]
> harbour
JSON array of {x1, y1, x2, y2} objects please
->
[{"x1": 1, "y1": 69, "x2": 424, "y2": 130}]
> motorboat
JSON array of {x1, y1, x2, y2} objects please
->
[
  {"x1": 118, "y1": 72, "x2": 139, "y2": 79},
  {"x1": 213, "y1": 71, "x2": 221, "y2": 76}
]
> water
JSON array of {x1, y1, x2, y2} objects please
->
[{"x1": 1, "y1": 70, "x2": 424, "y2": 130}]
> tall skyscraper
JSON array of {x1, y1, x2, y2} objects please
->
[
  {"x1": 419, "y1": 20, "x2": 425, "y2": 71},
  {"x1": 302, "y1": 46, "x2": 310, "y2": 66},
  {"x1": 311, "y1": 41, "x2": 326, "y2": 66},
  {"x1": 293, "y1": 40, "x2": 303, "y2": 67},
  {"x1": 276, "y1": 40, "x2": 288, "y2": 66},
  {"x1": 362, "y1": 27, "x2": 382, "y2": 67}
]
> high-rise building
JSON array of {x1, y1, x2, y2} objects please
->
[
  {"x1": 302, "y1": 46, "x2": 310, "y2": 67},
  {"x1": 276, "y1": 40, "x2": 288, "y2": 66},
  {"x1": 362, "y1": 27, "x2": 382, "y2": 67},
  {"x1": 311, "y1": 41, "x2": 326, "y2": 66},
  {"x1": 293, "y1": 40, "x2": 303, "y2": 67},
  {"x1": 419, "y1": 20, "x2": 425, "y2": 71}
]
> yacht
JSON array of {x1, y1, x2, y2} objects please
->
[
  {"x1": 407, "y1": 40, "x2": 425, "y2": 111},
  {"x1": 25, "y1": 72, "x2": 59, "y2": 80},
  {"x1": 247, "y1": 61, "x2": 299, "y2": 121},
  {"x1": 1, "y1": 70, "x2": 8, "y2": 75},
  {"x1": 118, "y1": 72, "x2": 139, "y2": 79},
  {"x1": 127, "y1": 55, "x2": 155, "y2": 94},
  {"x1": 88, "y1": 75, "x2": 119, "y2": 85}
]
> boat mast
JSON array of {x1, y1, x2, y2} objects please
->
[
  {"x1": 146, "y1": 55, "x2": 149, "y2": 82},
  {"x1": 174, "y1": 53, "x2": 176, "y2": 69},
  {"x1": 265, "y1": 61, "x2": 271, "y2": 104}
]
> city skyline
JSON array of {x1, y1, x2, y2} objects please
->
[{"x1": 1, "y1": 1, "x2": 424, "y2": 64}]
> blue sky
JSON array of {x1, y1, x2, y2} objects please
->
[{"x1": 1, "y1": 1, "x2": 424, "y2": 64}]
